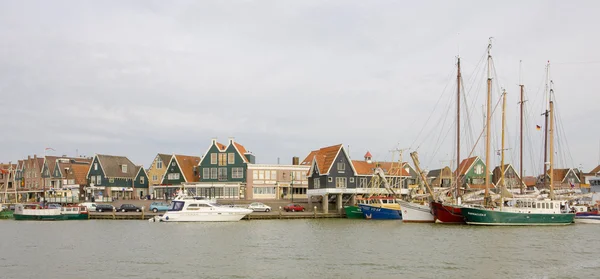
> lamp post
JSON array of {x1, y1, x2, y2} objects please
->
[{"x1": 291, "y1": 171, "x2": 294, "y2": 203}]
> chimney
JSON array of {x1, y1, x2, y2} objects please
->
[
  {"x1": 292, "y1": 157, "x2": 299, "y2": 165},
  {"x1": 229, "y1": 137, "x2": 235, "y2": 145},
  {"x1": 211, "y1": 138, "x2": 217, "y2": 145},
  {"x1": 364, "y1": 151, "x2": 372, "y2": 164},
  {"x1": 28, "y1": 155, "x2": 31, "y2": 160}
]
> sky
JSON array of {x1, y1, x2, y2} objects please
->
[{"x1": 1, "y1": 0, "x2": 599, "y2": 175}]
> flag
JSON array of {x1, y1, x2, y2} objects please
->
[
  {"x1": 45, "y1": 147, "x2": 55, "y2": 151},
  {"x1": 570, "y1": 181, "x2": 575, "y2": 189},
  {"x1": 536, "y1": 125, "x2": 541, "y2": 131}
]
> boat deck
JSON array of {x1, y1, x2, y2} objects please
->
[{"x1": 87, "y1": 211, "x2": 343, "y2": 220}]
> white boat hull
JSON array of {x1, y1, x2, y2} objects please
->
[
  {"x1": 158, "y1": 210, "x2": 252, "y2": 222},
  {"x1": 574, "y1": 217, "x2": 600, "y2": 224},
  {"x1": 398, "y1": 200, "x2": 434, "y2": 223}
]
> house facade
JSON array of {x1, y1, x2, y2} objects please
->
[
  {"x1": 545, "y1": 168, "x2": 581, "y2": 189},
  {"x1": 86, "y1": 154, "x2": 144, "y2": 200},
  {"x1": 427, "y1": 166, "x2": 453, "y2": 188},
  {"x1": 492, "y1": 164, "x2": 525, "y2": 191},
  {"x1": 191, "y1": 138, "x2": 254, "y2": 199},
  {"x1": 455, "y1": 156, "x2": 493, "y2": 190},
  {"x1": 0, "y1": 163, "x2": 16, "y2": 203},
  {"x1": 153, "y1": 154, "x2": 200, "y2": 199},
  {"x1": 22, "y1": 155, "x2": 44, "y2": 202},
  {"x1": 146, "y1": 153, "x2": 171, "y2": 197},
  {"x1": 246, "y1": 160, "x2": 309, "y2": 200}
]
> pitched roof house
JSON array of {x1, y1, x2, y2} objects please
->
[
  {"x1": 161, "y1": 154, "x2": 201, "y2": 185},
  {"x1": 87, "y1": 154, "x2": 148, "y2": 198}
]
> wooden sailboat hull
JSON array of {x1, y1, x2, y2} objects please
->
[
  {"x1": 461, "y1": 207, "x2": 575, "y2": 226},
  {"x1": 431, "y1": 201, "x2": 465, "y2": 224},
  {"x1": 398, "y1": 200, "x2": 434, "y2": 223}
]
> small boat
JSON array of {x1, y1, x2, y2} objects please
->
[
  {"x1": 357, "y1": 196, "x2": 402, "y2": 220},
  {"x1": 574, "y1": 204, "x2": 600, "y2": 224},
  {"x1": 343, "y1": 205, "x2": 364, "y2": 219},
  {"x1": 150, "y1": 194, "x2": 252, "y2": 222},
  {"x1": 398, "y1": 199, "x2": 434, "y2": 223},
  {"x1": 13, "y1": 204, "x2": 89, "y2": 221}
]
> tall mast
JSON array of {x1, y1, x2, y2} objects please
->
[
  {"x1": 549, "y1": 99, "x2": 555, "y2": 200},
  {"x1": 500, "y1": 89, "x2": 507, "y2": 200},
  {"x1": 456, "y1": 57, "x2": 461, "y2": 200},
  {"x1": 519, "y1": 61, "x2": 525, "y2": 194},
  {"x1": 542, "y1": 62, "x2": 550, "y2": 189},
  {"x1": 484, "y1": 38, "x2": 492, "y2": 204}
]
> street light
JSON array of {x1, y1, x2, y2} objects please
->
[{"x1": 291, "y1": 171, "x2": 294, "y2": 203}]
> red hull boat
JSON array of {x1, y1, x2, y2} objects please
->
[{"x1": 431, "y1": 201, "x2": 465, "y2": 224}]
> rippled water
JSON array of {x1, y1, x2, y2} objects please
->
[{"x1": 0, "y1": 219, "x2": 598, "y2": 279}]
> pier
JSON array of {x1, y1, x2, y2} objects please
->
[{"x1": 88, "y1": 211, "x2": 344, "y2": 220}]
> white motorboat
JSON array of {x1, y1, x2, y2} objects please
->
[
  {"x1": 397, "y1": 200, "x2": 434, "y2": 223},
  {"x1": 150, "y1": 194, "x2": 252, "y2": 222}
]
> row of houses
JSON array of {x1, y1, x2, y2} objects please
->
[{"x1": 1, "y1": 139, "x2": 598, "y2": 204}]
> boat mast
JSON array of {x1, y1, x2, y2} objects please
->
[
  {"x1": 456, "y1": 56, "x2": 462, "y2": 201},
  {"x1": 484, "y1": 38, "x2": 492, "y2": 206},
  {"x1": 409, "y1": 151, "x2": 435, "y2": 201},
  {"x1": 519, "y1": 61, "x2": 525, "y2": 195},
  {"x1": 542, "y1": 62, "x2": 550, "y2": 190},
  {"x1": 500, "y1": 89, "x2": 507, "y2": 208},
  {"x1": 549, "y1": 94, "x2": 555, "y2": 200}
]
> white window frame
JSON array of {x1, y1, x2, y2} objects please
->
[
  {"x1": 210, "y1": 168, "x2": 217, "y2": 179},
  {"x1": 228, "y1": 153, "x2": 235, "y2": 164},
  {"x1": 338, "y1": 162, "x2": 345, "y2": 171},
  {"x1": 140, "y1": 176, "x2": 145, "y2": 184},
  {"x1": 203, "y1": 168, "x2": 210, "y2": 179},
  {"x1": 336, "y1": 177, "x2": 347, "y2": 188},
  {"x1": 156, "y1": 159, "x2": 163, "y2": 169},
  {"x1": 211, "y1": 153, "x2": 217, "y2": 165},
  {"x1": 121, "y1": 165, "x2": 127, "y2": 173},
  {"x1": 314, "y1": 178, "x2": 320, "y2": 189},
  {"x1": 94, "y1": 163, "x2": 98, "y2": 170}
]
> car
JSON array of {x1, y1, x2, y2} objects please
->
[
  {"x1": 95, "y1": 204, "x2": 115, "y2": 212},
  {"x1": 248, "y1": 202, "x2": 271, "y2": 212},
  {"x1": 78, "y1": 202, "x2": 97, "y2": 211},
  {"x1": 117, "y1": 204, "x2": 141, "y2": 212},
  {"x1": 47, "y1": 203, "x2": 61, "y2": 209},
  {"x1": 149, "y1": 202, "x2": 169, "y2": 213},
  {"x1": 284, "y1": 204, "x2": 305, "y2": 212}
]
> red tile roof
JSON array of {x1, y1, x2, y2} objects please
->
[
  {"x1": 590, "y1": 165, "x2": 600, "y2": 174},
  {"x1": 68, "y1": 163, "x2": 91, "y2": 185},
  {"x1": 352, "y1": 160, "x2": 410, "y2": 176},
  {"x1": 216, "y1": 142, "x2": 226, "y2": 151},
  {"x1": 364, "y1": 151, "x2": 372, "y2": 158},
  {"x1": 174, "y1": 155, "x2": 201, "y2": 182},
  {"x1": 455, "y1": 156, "x2": 478, "y2": 176},
  {"x1": 233, "y1": 142, "x2": 249, "y2": 163},
  {"x1": 305, "y1": 144, "x2": 344, "y2": 174},
  {"x1": 301, "y1": 150, "x2": 318, "y2": 165}
]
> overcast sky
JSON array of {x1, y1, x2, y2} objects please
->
[{"x1": 1, "y1": 0, "x2": 598, "y2": 175}]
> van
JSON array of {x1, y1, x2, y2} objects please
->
[{"x1": 78, "y1": 202, "x2": 97, "y2": 211}]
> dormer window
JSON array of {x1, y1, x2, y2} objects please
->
[{"x1": 121, "y1": 164, "x2": 127, "y2": 173}]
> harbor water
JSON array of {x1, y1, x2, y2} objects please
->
[{"x1": 0, "y1": 219, "x2": 598, "y2": 279}]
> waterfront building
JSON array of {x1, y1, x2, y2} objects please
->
[
  {"x1": 86, "y1": 154, "x2": 148, "y2": 200},
  {"x1": 191, "y1": 138, "x2": 254, "y2": 199},
  {"x1": 544, "y1": 168, "x2": 581, "y2": 189},
  {"x1": 492, "y1": 164, "x2": 526, "y2": 191},
  {"x1": 22, "y1": 155, "x2": 44, "y2": 202},
  {"x1": 153, "y1": 154, "x2": 200, "y2": 199},
  {"x1": 146, "y1": 153, "x2": 171, "y2": 197},
  {"x1": 454, "y1": 156, "x2": 493, "y2": 190},
  {"x1": 0, "y1": 163, "x2": 17, "y2": 203},
  {"x1": 246, "y1": 158, "x2": 309, "y2": 200},
  {"x1": 427, "y1": 166, "x2": 453, "y2": 188}
]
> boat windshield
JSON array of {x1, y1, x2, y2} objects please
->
[{"x1": 168, "y1": 201, "x2": 185, "y2": 211}]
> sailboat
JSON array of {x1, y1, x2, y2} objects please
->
[
  {"x1": 461, "y1": 60, "x2": 575, "y2": 225},
  {"x1": 398, "y1": 151, "x2": 435, "y2": 222}
]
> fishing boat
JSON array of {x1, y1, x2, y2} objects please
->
[
  {"x1": 13, "y1": 204, "x2": 89, "y2": 220},
  {"x1": 461, "y1": 58, "x2": 575, "y2": 226},
  {"x1": 150, "y1": 193, "x2": 252, "y2": 222},
  {"x1": 574, "y1": 210, "x2": 600, "y2": 224},
  {"x1": 358, "y1": 196, "x2": 402, "y2": 220},
  {"x1": 343, "y1": 205, "x2": 364, "y2": 219},
  {"x1": 399, "y1": 152, "x2": 434, "y2": 223}
]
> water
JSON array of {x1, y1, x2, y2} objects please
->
[{"x1": 0, "y1": 219, "x2": 598, "y2": 279}]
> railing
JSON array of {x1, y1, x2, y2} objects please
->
[{"x1": 44, "y1": 197, "x2": 80, "y2": 203}]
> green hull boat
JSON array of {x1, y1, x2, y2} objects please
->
[
  {"x1": 0, "y1": 211, "x2": 13, "y2": 219},
  {"x1": 461, "y1": 206, "x2": 575, "y2": 226},
  {"x1": 344, "y1": 206, "x2": 365, "y2": 219}
]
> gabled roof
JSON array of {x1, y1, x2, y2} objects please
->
[
  {"x1": 590, "y1": 165, "x2": 600, "y2": 174},
  {"x1": 216, "y1": 142, "x2": 226, "y2": 151},
  {"x1": 96, "y1": 154, "x2": 138, "y2": 178},
  {"x1": 199, "y1": 138, "x2": 250, "y2": 165},
  {"x1": 67, "y1": 163, "x2": 92, "y2": 185},
  {"x1": 44, "y1": 156, "x2": 59, "y2": 174},
  {"x1": 57, "y1": 162, "x2": 71, "y2": 178},
  {"x1": 427, "y1": 166, "x2": 452, "y2": 178},
  {"x1": 157, "y1": 153, "x2": 171, "y2": 165},
  {"x1": 455, "y1": 156, "x2": 481, "y2": 176},
  {"x1": 232, "y1": 142, "x2": 249, "y2": 163},
  {"x1": 173, "y1": 155, "x2": 201, "y2": 182},
  {"x1": 522, "y1": 176, "x2": 537, "y2": 187},
  {"x1": 364, "y1": 151, "x2": 372, "y2": 158},
  {"x1": 301, "y1": 150, "x2": 319, "y2": 165},
  {"x1": 305, "y1": 144, "x2": 357, "y2": 175},
  {"x1": 352, "y1": 160, "x2": 411, "y2": 176},
  {"x1": 546, "y1": 168, "x2": 580, "y2": 183}
]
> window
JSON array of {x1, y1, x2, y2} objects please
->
[
  {"x1": 121, "y1": 165, "x2": 127, "y2": 173},
  {"x1": 228, "y1": 153, "x2": 235, "y2": 164},
  {"x1": 140, "y1": 176, "x2": 145, "y2": 184},
  {"x1": 109, "y1": 178, "x2": 114, "y2": 183},
  {"x1": 253, "y1": 187, "x2": 276, "y2": 195},
  {"x1": 157, "y1": 158, "x2": 163, "y2": 169},
  {"x1": 171, "y1": 161, "x2": 176, "y2": 167},
  {"x1": 167, "y1": 173, "x2": 180, "y2": 180},
  {"x1": 91, "y1": 176, "x2": 96, "y2": 184},
  {"x1": 210, "y1": 168, "x2": 217, "y2": 179},
  {"x1": 328, "y1": 177, "x2": 333, "y2": 182},
  {"x1": 97, "y1": 175, "x2": 102, "y2": 184},
  {"x1": 474, "y1": 164, "x2": 484, "y2": 175},
  {"x1": 219, "y1": 154, "x2": 227, "y2": 166},
  {"x1": 218, "y1": 168, "x2": 227, "y2": 181},
  {"x1": 232, "y1": 168, "x2": 244, "y2": 179},
  {"x1": 253, "y1": 171, "x2": 258, "y2": 180},
  {"x1": 258, "y1": 170, "x2": 264, "y2": 180},
  {"x1": 359, "y1": 177, "x2": 367, "y2": 188},
  {"x1": 152, "y1": 175, "x2": 157, "y2": 181},
  {"x1": 94, "y1": 163, "x2": 98, "y2": 170},
  {"x1": 338, "y1": 162, "x2": 345, "y2": 171},
  {"x1": 314, "y1": 178, "x2": 320, "y2": 188},
  {"x1": 211, "y1": 153, "x2": 217, "y2": 164},
  {"x1": 265, "y1": 170, "x2": 271, "y2": 180},
  {"x1": 271, "y1": 171, "x2": 277, "y2": 180},
  {"x1": 350, "y1": 177, "x2": 355, "y2": 183},
  {"x1": 203, "y1": 168, "x2": 210, "y2": 179},
  {"x1": 336, "y1": 177, "x2": 347, "y2": 188}
]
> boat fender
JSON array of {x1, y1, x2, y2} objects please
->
[{"x1": 165, "y1": 216, "x2": 169, "y2": 220}]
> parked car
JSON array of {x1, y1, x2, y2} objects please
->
[
  {"x1": 284, "y1": 204, "x2": 305, "y2": 212},
  {"x1": 149, "y1": 202, "x2": 169, "y2": 213},
  {"x1": 248, "y1": 202, "x2": 271, "y2": 212},
  {"x1": 95, "y1": 204, "x2": 115, "y2": 212},
  {"x1": 47, "y1": 203, "x2": 61, "y2": 209},
  {"x1": 78, "y1": 202, "x2": 97, "y2": 211},
  {"x1": 117, "y1": 204, "x2": 141, "y2": 212}
]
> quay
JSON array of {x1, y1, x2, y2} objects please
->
[{"x1": 88, "y1": 211, "x2": 344, "y2": 220}]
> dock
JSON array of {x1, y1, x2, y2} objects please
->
[{"x1": 88, "y1": 211, "x2": 344, "y2": 220}]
